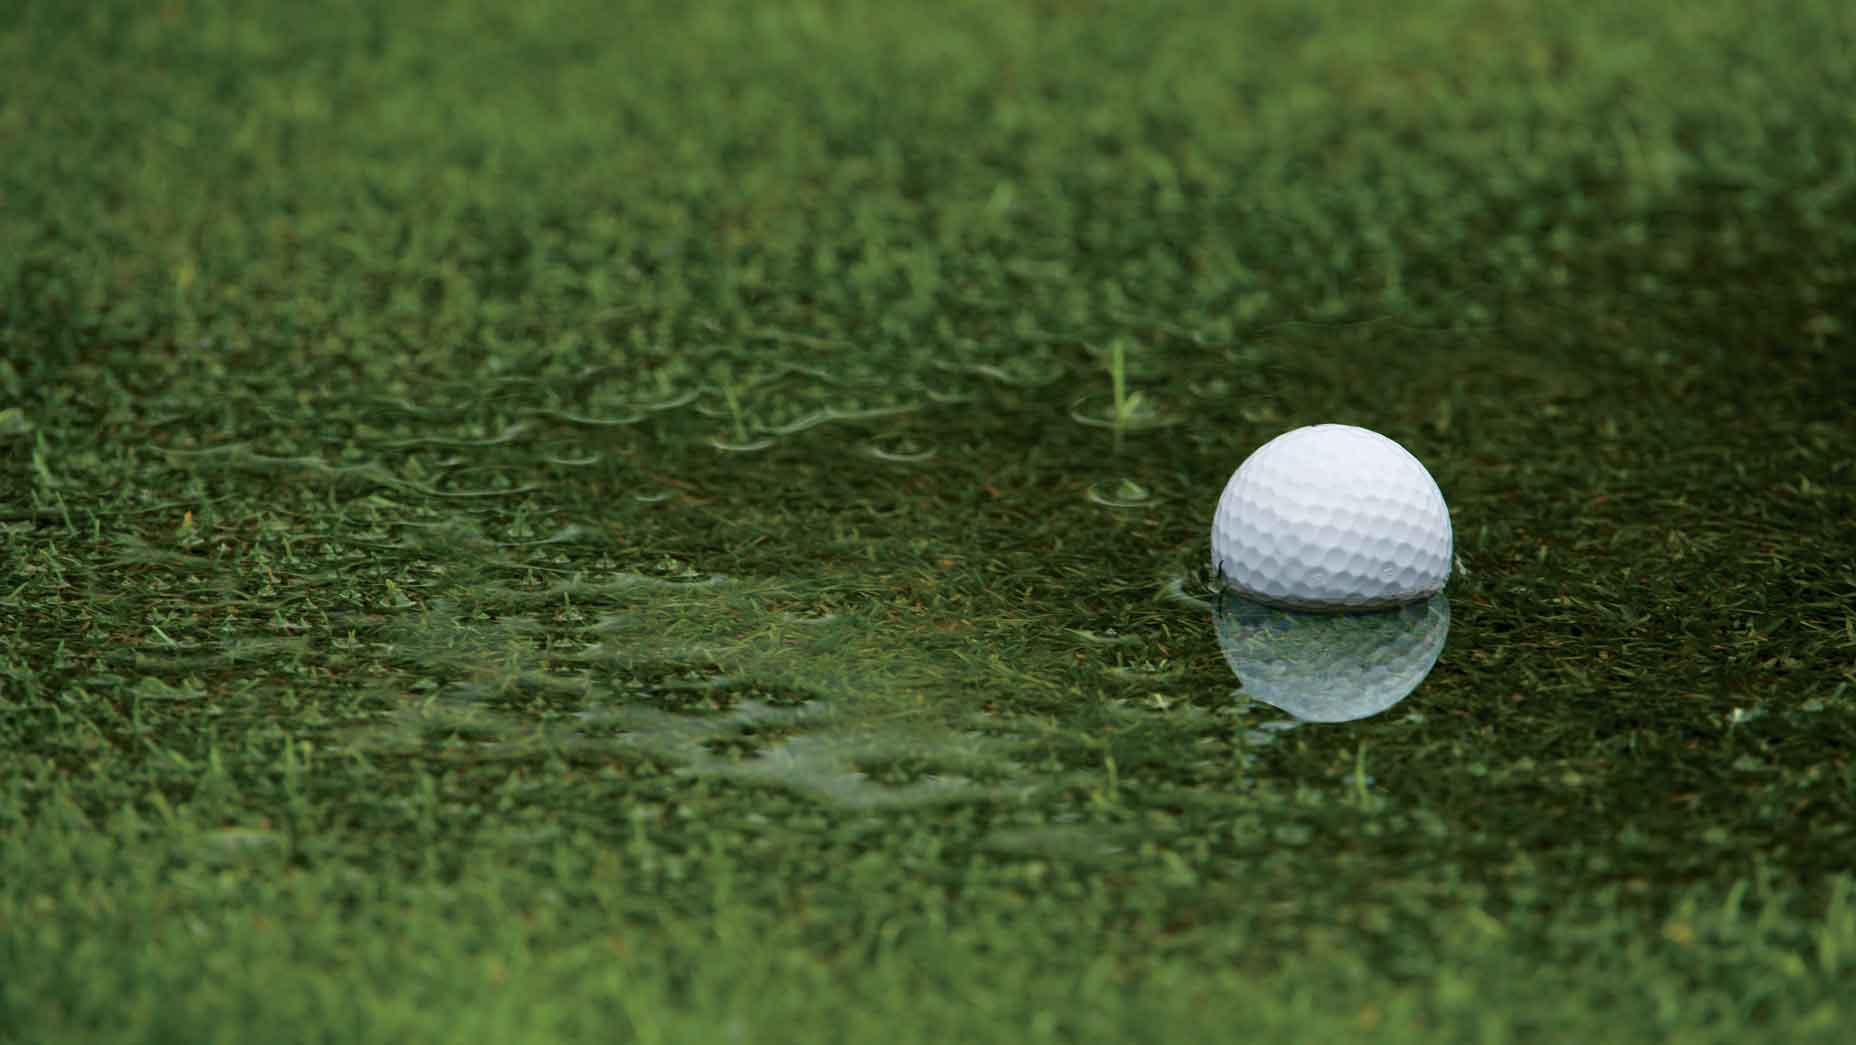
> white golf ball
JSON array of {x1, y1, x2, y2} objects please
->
[{"x1": 1210, "y1": 424, "x2": 1452, "y2": 612}]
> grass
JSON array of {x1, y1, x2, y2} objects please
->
[{"x1": 3, "y1": 0, "x2": 1855, "y2": 1040}]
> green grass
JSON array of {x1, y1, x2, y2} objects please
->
[{"x1": 3, "y1": 0, "x2": 1855, "y2": 1040}]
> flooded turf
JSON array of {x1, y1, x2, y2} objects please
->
[{"x1": 3, "y1": 0, "x2": 1854, "y2": 1040}]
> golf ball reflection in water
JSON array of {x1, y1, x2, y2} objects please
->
[{"x1": 1214, "y1": 588, "x2": 1450, "y2": 723}]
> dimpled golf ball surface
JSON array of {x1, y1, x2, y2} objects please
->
[{"x1": 1211, "y1": 424, "x2": 1451, "y2": 612}]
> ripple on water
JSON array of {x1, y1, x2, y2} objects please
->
[
  {"x1": 1086, "y1": 478, "x2": 1155, "y2": 509},
  {"x1": 860, "y1": 434, "x2": 937, "y2": 463}
]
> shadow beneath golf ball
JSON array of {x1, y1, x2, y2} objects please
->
[{"x1": 1213, "y1": 588, "x2": 1450, "y2": 724}]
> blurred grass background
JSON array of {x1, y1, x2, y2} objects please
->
[{"x1": 3, "y1": 0, "x2": 1854, "y2": 1041}]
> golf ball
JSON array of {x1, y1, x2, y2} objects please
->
[{"x1": 1210, "y1": 424, "x2": 1451, "y2": 612}]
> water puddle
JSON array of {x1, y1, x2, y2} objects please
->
[
  {"x1": 342, "y1": 575, "x2": 1056, "y2": 812},
  {"x1": 579, "y1": 700, "x2": 1007, "y2": 810},
  {"x1": 332, "y1": 542, "x2": 1447, "y2": 824}
]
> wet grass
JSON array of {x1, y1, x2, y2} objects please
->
[{"x1": 3, "y1": 0, "x2": 1855, "y2": 1040}]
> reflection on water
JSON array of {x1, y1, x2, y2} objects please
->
[{"x1": 1213, "y1": 589, "x2": 1450, "y2": 723}]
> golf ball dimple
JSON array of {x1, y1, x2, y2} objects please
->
[{"x1": 1210, "y1": 424, "x2": 1452, "y2": 612}]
